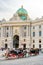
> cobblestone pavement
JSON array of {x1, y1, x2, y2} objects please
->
[{"x1": 0, "y1": 52, "x2": 43, "y2": 65}]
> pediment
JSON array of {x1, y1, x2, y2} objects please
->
[{"x1": 9, "y1": 13, "x2": 21, "y2": 21}]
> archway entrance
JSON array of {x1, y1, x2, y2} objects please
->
[{"x1": 13, "y1": 35, "x2": 19, "y2": 48}]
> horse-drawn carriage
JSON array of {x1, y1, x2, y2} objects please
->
[{"x1": 29, "y1": 48, "x2": 39, "y2": 56}]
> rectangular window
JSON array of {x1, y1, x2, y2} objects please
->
[
  {"x1": 33, "y1": 40, "x2": 35, "y2": 43},
  {"x1": 39, "y1": 25, "x2": 41, "y2": 28},
  {"x1": 7, "y1": 27, "x2": 9, "y2": 30},
  {"x1": 33, "y1": 26, "x2": 35, "y2": 29},
  {"x1": 5, "y1": 39, "x2": 7, "y2": 42},
  {"x1": 39, "y1": 39, "x2": 41, "y2": 43},
  {"x1": 39, "y1": 44, "x2": 41, "y2": 50},
  {"x1": 5, "y1": 26, "x2": 9, "y2": 30},
  {"x1": 33, "y1": 32, "x2": 35, "y2": 37},
  {"x1": 33, "y1": 44, "x2": 35, "y2": 48},
  {"x1": 39, "y1": 31, "x2": 41, "y2": 36},
  {"x1": 6, "y1": 32, "x2": 8, "y2": 37},
  {"x1": 24, "y1": 26, "x2": 26, "y2": 29}
]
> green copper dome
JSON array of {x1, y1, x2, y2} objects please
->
[{"x1": 17, "y1": 6, "x2": 28, "y2": 20}]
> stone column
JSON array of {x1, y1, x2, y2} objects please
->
[
  {"x1": 1, "y1": 26, "x2": 5, "y2": 48},
  {"x1": 9, "y1": 26, "x2": 13, "y2": 48}
]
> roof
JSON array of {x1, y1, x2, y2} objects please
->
[{"x1": 17, "y1": 6, "x2": 28, "y2": 20}]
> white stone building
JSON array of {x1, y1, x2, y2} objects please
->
[{"x1": 0, "y1": 6, "x2": 43, "y2": 49}]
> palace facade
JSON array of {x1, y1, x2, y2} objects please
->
[{"x1": 0, "y1": 6, "x2": 43, "y2": 49}]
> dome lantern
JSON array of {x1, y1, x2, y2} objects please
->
[{"x1": 21, "y1": 5, "x2": 23, "y2": 8}]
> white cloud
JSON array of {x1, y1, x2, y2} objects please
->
[{"x1": 0, "y1": 0, "x2": 43, "y2": 20}]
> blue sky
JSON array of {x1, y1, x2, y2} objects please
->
[{"x1": 0, "y1": 0, "x2": 43, "y2": 20}]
